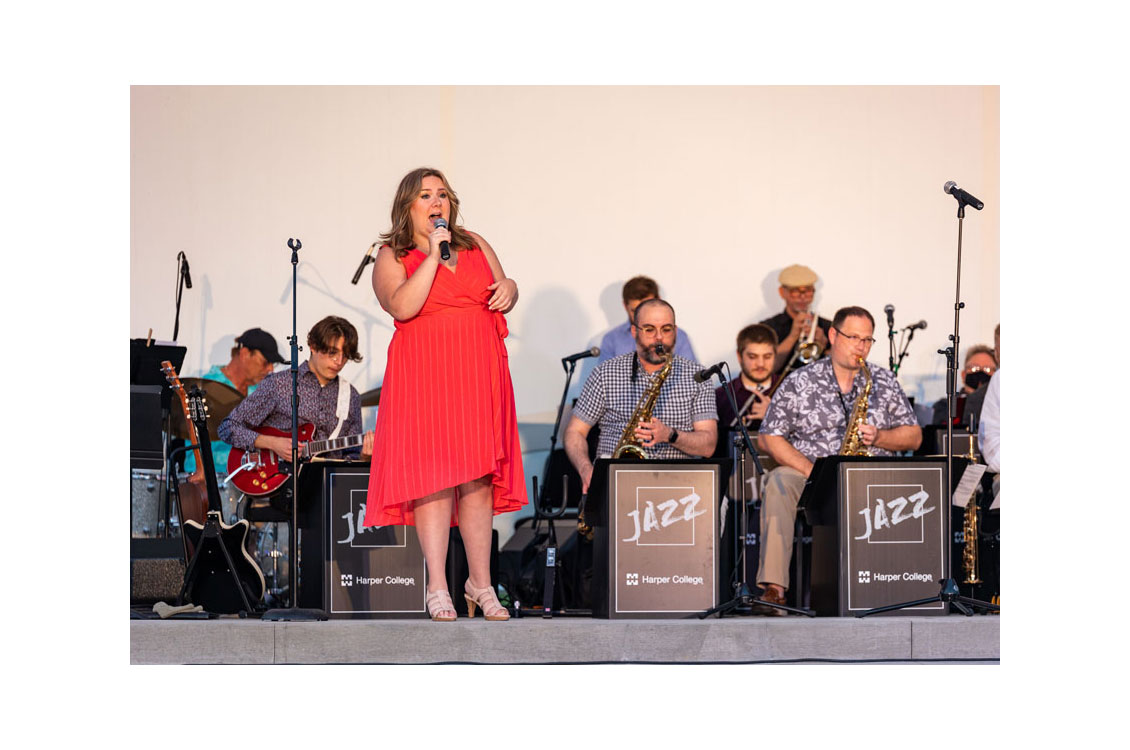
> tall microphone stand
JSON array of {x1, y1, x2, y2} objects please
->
[
  {"x1": 263, "y1": 238, "x2": 327, "y2": 621},
  {"x1": 893, "y1": 325, "x2": 922, "y2": 376},
  {"x1": 172, "y1": 252, "x2": 190, "y2": 342},
  {"x1": 700, "y1": 364, "x2": 814, "y2": 618},
  {"x1": 887, "y1": 312, "x2": 897, "y2": 372},
  {"x1": 858, "y1": 187, "x2": 997, "y2": 617}
]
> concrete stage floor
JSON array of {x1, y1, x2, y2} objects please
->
[{"x1": 130, "y1": 612, "x2": 1000, "y2": 665}]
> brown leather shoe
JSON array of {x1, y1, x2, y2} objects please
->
[{"x1": 752, "y1": 586, "x2": 787, "y2": 616}]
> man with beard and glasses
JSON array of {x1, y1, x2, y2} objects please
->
[{"x1": 565, "y1": 298, "x2": 717, "y2": 494}]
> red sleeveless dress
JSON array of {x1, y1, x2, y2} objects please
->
[{"x1": 364, "y1": 246, "x2": 528, "y2": 526}]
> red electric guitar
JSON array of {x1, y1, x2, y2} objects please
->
[{"x1": 227, "y1": 424, "x2": 366, "y2": 496}]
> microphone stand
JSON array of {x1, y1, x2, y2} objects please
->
[
  {"x1": 516, "y1": 353, "x2": 592, "y2": 618},
  {"x1": 172, "y1": 252, "x2": 190, "y2": 342},
  {"x1": 700, "y1": 365, "x2": 814, "y2": 618},
  {"x1": 893, "y1": 325, "x2": 920, "y2": 376},
  {"x1": 263, "y1": 238, "x2": 327, "y2": 621},
  {"x1": 858, "y1": 190, "x2": 997, "y2": 617},
  {"x1": 887, "y1": 313, "x2": 896, "y2": 372}
]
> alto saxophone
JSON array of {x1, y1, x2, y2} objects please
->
[
  {"x1": 613, "y1": 345, "x2": 674, "y2": 459},
  {"x1": 839, "y1": 358, "x2": 873, "y2": 456}
]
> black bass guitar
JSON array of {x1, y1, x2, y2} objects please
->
[{"x1": 180, "y1": 386, "x2": 266, "y2": 614}]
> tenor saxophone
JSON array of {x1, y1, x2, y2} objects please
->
[
  {"x1": 579, "y1": 346, "x2": 674, "y2": 540},
  {"x1": 613, "y1": 346, "x2": 674, "y2": 459},
  {"x1": 839, "y1": 358, "x2": 873, "y2": 456}
]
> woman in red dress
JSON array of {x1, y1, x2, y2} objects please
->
[{"x1": 364, "y1": 167, "x2": 527, "y2": 621}]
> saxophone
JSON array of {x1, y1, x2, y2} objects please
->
[
  {"x1": 613, "y1": 346, "x2": 674, "y2": 459},
  {"x1": 579, "y1": 346, "x2": 674, "y2": 540},
  {"x1": 962, "y1": 433, "x2": 982, "y2": 585},
  {"x1": 839, "y1": 358, "x2": 873, "y2": 456}
]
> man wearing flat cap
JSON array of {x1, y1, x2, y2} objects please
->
[
  {"x1": 185, "y1": 327, "x2": 286, "y2": 474},
  {"x1": 760, "y1": 264, "x2": 832, "y2": 377}
]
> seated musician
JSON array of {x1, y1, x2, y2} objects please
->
[
  {"x1": 185, "y1": 327, "x2": 285, "y2": 475},
  {"x1": 930, "y1": 343, "x2": 997, "y2": 427},
  {"x1": 713, "y1": 323, "x2": 779, "y2": 458},
  {"x1": 218, "y1": 316, "x2": 374, "y2": 472},
  {"x1": 755, "y1": 306, "x2": 922, "y2": 612},
  {"x1": 564, "y1": 298, "x2": 717, "y2": 494},
  {"x1": 597, "y1": 275, "x2": 699, "y2": 364},
  {"x1": 759, "y1": 264, "x2": 832, "y2": 377}
]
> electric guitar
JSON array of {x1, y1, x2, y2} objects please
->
[
  {"x1": 182, "y1": 388, "x2": 266, "y2": 613},
  {"x1": 227, "y1": 424, "x2": 366, "y2": 496}
]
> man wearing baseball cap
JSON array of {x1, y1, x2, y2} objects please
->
[
  {"x1": 185, "y1": 327, "x2": 285, "y2": 474},
  {"x1": 760, "y1": 264, "x2": 832, "y2": 376}
]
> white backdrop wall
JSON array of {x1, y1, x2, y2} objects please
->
[{"x1": 131, "y1": 85, "x2": 999, "y2": 533}]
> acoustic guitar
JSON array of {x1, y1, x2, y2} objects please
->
[
  {"x1": 159, "y1": 361, "x2": 208, "y2": 529},
  {"x1": 181, "y1": 387, "x2": 266, "y2": 614}
]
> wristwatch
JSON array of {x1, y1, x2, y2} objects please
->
[{"x1": 668, "y1": 428, "x2": 679, "y2": 444}]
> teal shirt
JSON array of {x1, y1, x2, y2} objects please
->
[{"x1": 183, "y1": 365, "x2": 255, "y2": 475}]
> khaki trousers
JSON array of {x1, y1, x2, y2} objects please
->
[{"x1": 757, "y1": 466, "x2": 808, "y2": 591}]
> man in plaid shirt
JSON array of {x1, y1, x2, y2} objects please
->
[{"x1": 564, "y1": 299, "x2": 718, "y2": 493}]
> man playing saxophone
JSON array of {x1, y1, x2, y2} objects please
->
[
  {"x1": 754, "y1": 306, "x2": 922, "y2": 613},
  {"x1": 564, "y1": 299, "x2": 718, "y2": 494}
]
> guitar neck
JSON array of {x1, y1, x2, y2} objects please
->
[{"x1": 306, "y1": 433, "x2": 365, "y2": 458}]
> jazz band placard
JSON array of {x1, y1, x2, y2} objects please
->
[
  {"x1": 839, "y1": 462, "x2": 947, "y2": 614},
  {"x1": 594, "y1": 461, "x2": 721, "y2": 618},
  {"x1": 325, "y1": 468, "x2": 428, "y2": 618}
]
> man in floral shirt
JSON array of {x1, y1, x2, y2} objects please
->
[{"x1": 755, "y1": 306, "x2": 922, "y2": 612}]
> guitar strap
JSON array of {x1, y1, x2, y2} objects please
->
[{"x1": 327, "y1": 376, "x2": 351, "y2": 440}]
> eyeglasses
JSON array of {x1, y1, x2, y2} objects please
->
[
  {"x1": 784, "y1": 286, "x2": 815, "y2": 296},
  {"x1": 637, "y1": 325, "x2": 676, "y2": 336},
  {"x1": 833, "y1": 327, "x2": 876, "y2": 346}
]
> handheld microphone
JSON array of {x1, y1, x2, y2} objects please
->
[
  {"x1": 434, "y1": 217, "x2": 451, "y2": 261},
  {"x1": 905, "y1": 320, "x2": 928, "y2": 332},
  {"x1": 562, "y1": 346, "x2": 600, "y2": 364},
  {"x1": 178, "y1": 252, "x2": 193, "y2": 289},
  {"x1": 694, "y1": 362, "x2": 726, "y2": 383},
  {"x1": 943, "y1": 181, "x2": 984, "y2": 210},
  {"x1": 351, "y1": 242, "x2": 378, "y2": 285},
  {"x1": 884, "y1": 304, "x2": 894, "y2": 330}
]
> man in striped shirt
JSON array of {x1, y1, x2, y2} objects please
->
[{"x1": 564, "y1": 299, "x2": 717, "y2": 494}]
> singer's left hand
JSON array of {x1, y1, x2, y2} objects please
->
[{"x1": 486, "y1": 278, "x2": 518, "y2": 311}]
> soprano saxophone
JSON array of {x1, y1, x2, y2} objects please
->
[{"x1": 839, "y1": 358, "x2": 873, "y2": 456}]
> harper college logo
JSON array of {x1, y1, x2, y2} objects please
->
[
  {"x1": 625, "y1": 572, "x2": 639, "y2": 586},
  {"x1": 341, "y1": 574, "x2": 353, "y2": 587},
  {"x1": 858, "y1": 570, "x2": 871, "y2": 584}
]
